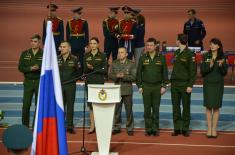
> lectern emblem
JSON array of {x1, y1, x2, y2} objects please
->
[{"x1": 98, "y1": 89, "x2": 107, "y2": 101}]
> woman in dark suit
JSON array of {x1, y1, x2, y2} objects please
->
[{"x1": 200, "y1": 38, "x2": 228, "y2": 138}]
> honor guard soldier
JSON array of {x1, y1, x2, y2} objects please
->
[
  {"x1": 136, "y1": 38, "x2": 168, "y2": 136},
  {"x1": 58, "y1": 41, "x2": 82, "y2": 134},
  {"x1": 103, "y1": 7, "x2": 120, "y2": 61},
  {"x1": 170, "y1": 34, "x2": 197, "y2": 137},
  {"x1": 109, "y1": 47, "x2": 136, "y2": 136},
  {"x1": 183, "y1": 9, "x2": 206, "y2": 50},
  {"x1": 119, "y1": 5, "x2": 137, "y2": 60},
  {"x1": 43, "y1": 4, "x2": 64, "y2": 55},
  {"x1": 18, "y1": 34, "x2": 43, "y2": 128},
  {"x1": 66, "y1": 7, "x2": 89, "y2": 71}
]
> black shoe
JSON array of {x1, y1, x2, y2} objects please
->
[
  {"x1": 145, "y1": 131, "x2": 152, "y2": 137},
  {"x1": 182, "y1": 130, "x2": 190, "y2": 137},
  {"x1": 152, "y1": 131, "x2": 159, "y2": 136},
  {"x1": 112, "y1": 129, "x2": 121, "y2": 135},
  {"x1": 67, "y1": 128, "x2": 76, "y2": 134},
  {"x1": 211, "y1": 134, "x2": 218, "y2": 139},
  {"x1": 127, "y1": 131, "x2": 134, "y2": 136},
  {"x1": 88, "y1": 128, "x2": 95, "y2": 134},
  {"x1": 206, "y1": 134, "x2": 212, "y2": 138},
  {"x1": 171, "y1": 130, "x2": 181, "y2": 136}
]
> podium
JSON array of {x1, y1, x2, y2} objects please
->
[{"x1": 88, "y1": 84, "x2": 121, "y2": 155}]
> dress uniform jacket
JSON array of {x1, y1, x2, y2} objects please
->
[
  {"x1": 18, "y1": 48, "x2": 43, "y2": 127},
  {"x1": 66, "y1": 18, "x2": 89, "y2": 67},
  {"x1": 58, "y1": 54, "x2": 81, "y2": 129},
  {"x1": 43, "y1": 17, "x2": 64, "y2": 54},
  {"x1": 103, "y1": 17, "x2": 119, "y2": 60},
  {"x1": 119, "y1": 19, "x2": 137, "y2": 59}
]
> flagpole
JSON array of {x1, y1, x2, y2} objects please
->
[{"x1": 49, "y1": 0, "x2": 51, "y2": 18}]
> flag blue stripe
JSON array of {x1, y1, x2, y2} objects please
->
[
  {"x1": 56, "y1": 103, "x2": 68, "y2": 155},
  {"x1": 37, "y1": 70, "x2": 58, "y2": 133}
]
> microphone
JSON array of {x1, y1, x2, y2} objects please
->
[{"x1": 62, "y1": 67, "x2": 105, "y2": 85}]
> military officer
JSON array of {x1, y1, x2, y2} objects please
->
[
  {"x1": 42, "y1": 3, "x2": 64, "y2": 55},
  {"x1": 18, "y1": 34, "x2": 43, "y2": 128},
  {"x1": 58, "y1": 41, "x2": 82, "y2": 134},
  {"x1": 83, "y1": 37, "x2": 107, "y2": 134},
  {"x1": 136, "y1": 38, "x2": 169, "y2": 136},
  {"x1": 103, "y1": 7, "x2": 120, "y2": 61},
  {"x1": 66, "y1": 7, "x2": 89, "y2": 71},
  {"x1": 119, "y1": 5, "x2": 137, "y2": 60},
  {"x1": 170, "y1": 34, "x2": 197, "y2": 137},
  {"x1": 200, "y1": 38, "x2": 228, "y2": 138},
  {"x1": 109, "y1": 47, "x2": 136, "y2": 136},
  {"x1": 183, "y1": 9, "x2": 206, "y2": 50}
]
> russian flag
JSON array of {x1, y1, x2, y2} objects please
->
[{"x1": 31, "y1": 21, "x2": 68, "y2": 155}]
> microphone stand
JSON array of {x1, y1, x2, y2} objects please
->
[{"x1": 64, "y1": 68, "x2": 104, "y2": 155}]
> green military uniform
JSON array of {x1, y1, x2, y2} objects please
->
[
  {"x1": 136, "y1": 52, "x2": 168, "y2": 133},
  {"x1": 200, "y1": 52, "x2": 228, "y2": 109},
  {"x1": 83, "y1": 50, "x2": 107, "y2": 108},
  {"x1": 109, "y1": 59, "x2": 136, "y2": 132},
  {"x1": 58, "y1": 54, "x2": 81, "y2": 129},
  {"x1": 170, "y1": 47, "x2": 196, "y2": 132},
  {"x1": 18, "y1": 48, "x2": 43, "y2": 127}
]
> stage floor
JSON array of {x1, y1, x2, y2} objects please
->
[
  {"x1": 0, "y1": 128, "x2": 235, "y2": 155},
  {"x1": 0, "y1": 84, "x2": 235, "y2": 131}
]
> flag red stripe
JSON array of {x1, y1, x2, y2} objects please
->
[{"x1": 36, "y1": 118, "x2": 59, "y2": 155}]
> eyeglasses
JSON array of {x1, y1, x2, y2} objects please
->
[{"x1": 124, "y1": 12, "x2": 130, "y2": 14}]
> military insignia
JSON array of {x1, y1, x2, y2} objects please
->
[
  {"x1": 180, "y1": 58, "x2": 187, "y2": 62},
  {"x1": 95, "y1": 58, "x2": 102, "y2": 61},
  {"x1": 24, "y1": 54, "x2": 31, "y2": 60},
  {"x1": 156, "y1": 61, "x2": 162, "y2": 65},
  {"x1": 143, "y1": 59, "x2": 150, "y2": 65},
  {"x1": 126, "y1": 69, "x2": 129, "y2": 74},
  {"x1": 77, "y1": 62, "x2": 81, "y2": 68},
  {"x1": 206, "y1": 58, "x2": 211, "y2": 62},
  {"x1": 86, "y1": 57, "x2": 92, "y2": 61},
  {"x1": 68, "y1": 61, "x2": 75, "y2": 67},
  {"x1": 98, "y1": 89, "x2": 107, "y2": 101},
  {"x1": 225, "y1": 58, "x2": 228, "y2": 64},
  {"x1": 144, "y1": 59, "x2": 149, "y2": 63},
  {"x1": 192, "y1": 57, "x2": 195, "y2": 62}
]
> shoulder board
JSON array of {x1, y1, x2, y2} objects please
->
[
  {"x1": 119, "y1": 19, "x2": 124, "y2": 22},
  {"x1": 84, "y1": 52, "x2": 91, "y2": 56},
  {"x1": 203, "y1": 51, "x2": 210, "y2": 57},
  {"x1": 143, "y1": 53, "x2": 148, "y2": 57},
  {"x1": 112, "y1": 59, "x2": 118, "y2": 64},
  {"x1": 130, "y1": 19, "x2": 136, "y2": 22},
  {"x1": 68, "y1": 19, "x2": 73, "y2": 22},
  {"x1": 22, "y1": 49, "x2": 30, "y2": 54},
  {"x1": 70, "y1": 54, "x2": 78, "y2": 59},
  {"x1": 56, "y1": 17, "x2": 62, "y2": 21},
  {"x1": 127, "y1": 59, "x2": 134, "y2": 64},
  {"x1": 104, "y1": 18, "x2": 109, "y2": 22}
]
